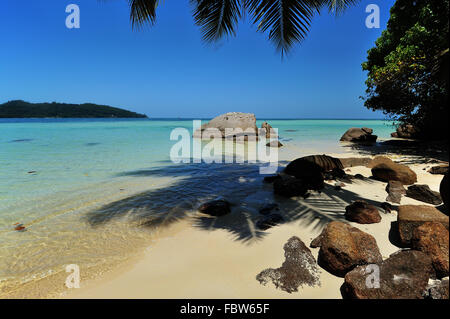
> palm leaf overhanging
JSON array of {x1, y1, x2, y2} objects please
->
[
  {"x1": 129, "y1": 0, "x2": 159, "y2": 28},
  {"x1": 125, "y1": 0, "x2": 359, "y2": 54}
]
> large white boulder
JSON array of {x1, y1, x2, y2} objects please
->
[{"x1": 194, "y1": 112, "x2": 258, "y2": 140}]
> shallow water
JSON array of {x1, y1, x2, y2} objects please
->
[{"x1": 0, "y1": 118, "x2": 394, "y2": 296}]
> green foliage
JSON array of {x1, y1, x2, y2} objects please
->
[
  {"x1": 126, "y1": 0, "x2": 359, "y2": 55},
  {"x1": 0, "y1": 100, "x2": 148, "y2": 118},
  {"x1": 362, "y1": 0, "x2": 449, "y2": 139}
]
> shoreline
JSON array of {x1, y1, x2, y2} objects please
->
[
  {"x1": 65, "y1": 146, "x2": 445, "y2": 299},
  {"x1": 1, "y1": 138, "x2": 447, "y2": 299}
]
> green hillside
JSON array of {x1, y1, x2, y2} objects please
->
[{"x1": 0, "y1": 100, "x2": 147, "y2": 118}]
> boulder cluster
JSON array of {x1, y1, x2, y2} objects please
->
[
  {"x1": 196, "y1": 122, "x2": 449, "y2": 299},
  {"x1": 193, "y1": 112, "x2": 283, "y2": 147}
]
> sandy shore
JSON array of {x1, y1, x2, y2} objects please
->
[{"x1": 64, "y1": 148, "x2": 446, "y2": 299}]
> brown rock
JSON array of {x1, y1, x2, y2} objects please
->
[
  {"x1": 263, "y1": 175, "x2": 281, "y2": 183},
  {"x1": 385, "y1": 180, "x2": 406, "y2": 204},
  {"x1": 340, "y1": 128, "x2": 377, "y2": 143},
  {"x1": 412, "y1": 222, "x2": 449, "y2": 278},
  {"x1": 342, "y1": 250, "x2": 434, "y2": 299},
  {"x1": 393, "y1": 124, "x2": 418, "y2": 139},
  {"x1": 406, "y1": 185, "x2": 443, "y2": 205},
  {"x1": 261, "y1": 121, "x2": 276, "y2": 139},
  {"x1": 313, "y1": 221, "x2": 382, "y2": 277},
  {"x1": 198, "y1": 199, "x2": 231, "y2": 217},
  {"x1": 369, "y1": 156, "x2": 417, "y2": 185},
  {"x1": 428, "y1": 165, "x2": 449, "y2": 175},
  {"x1": 283, "y1": 155, "x2": 343, "y2": 191},
  {"x1": 398, "y1": 205, "x2": 449, "y2": 246},
  {"x1": 285, "y1": 155, "x2": 344, "y2": 174},
  {"x1": 345, "y1": 201, "x2": 381, "y2": 224},
  {"x1": 273, "y1": 175, "x2": 309, "y2": 198}
]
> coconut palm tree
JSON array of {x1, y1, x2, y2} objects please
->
[{"x1": 126, "y1": 0, "x2": 359, "y2": 55}]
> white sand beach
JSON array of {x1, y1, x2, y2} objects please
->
[{"x1": 62, "y1": 148, "x2": 446, "y2": 299}]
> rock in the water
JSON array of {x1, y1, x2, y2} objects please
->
[
  {"x1": 273, "y1": 175, "x2": 309, "y2": 198},
  {"x1": 259, "y1": 203, "x2": 279, "y2": 215},
  {"x1": 339, "y1": 157, "x2": 372, "y2": 168},
  {"x1": 397, "y1": 205, "x2": 449, "y2": 246},
  {"x1": 391, "y1": 124, "x2": 418, "y2": 139},
  {"x1": 283, "y1": 155, "x2": 343, "y2": 190},
  {"x1": 256, "y1": 236, "x2": 320, "y2": 293},
  {"x1": 412, "y1": 222, "x2": 449, "y2": 278},
  {"x1": 263, "y1": 174, "x2": 281, "y2": 183},
  {"x1": 266, "y1": 140, "x2": 283, "y2": 148},
  {"x1": 353, "y1": 174, "x2": 366, "y2": 180},
  {"x1": 406, "y1": 184, "x2": 443, "y2": 205},
  {"x1": 345, "y1": 201, "x2": 381, "y2": 224},
  {"x1": 428, "y1": 165, "x2": 449, "y2": 175},
  {"x1": 285, "y1": 155, "x2": 343, "y2": 175},
  {"x1": 424, "y1": 278, "x2": 449, "y2": 299},
  {"x1": 193, "y1": 112, "x2": 258, "y2": 140},
  {"x1": 340, "y1": 127, "x2": 377, "y2": 143},
  {"x1": 198, "y1": 199, "x2": 231, "y2": 217},
  {"x1": 441, "y1": 173, "x2": 449, "y2": 211},
  {"x1": 256, "y1": 213, "x2": 284, "y2": 230},
  {"x1": 261, "y1": 121, "x2": 276, "y2": 139},
  {"x1": 369, "y1": 156, "x2": 417, "y2": 185},
  {"x1": 385, "y1": 180, "x2": 406, "y2": 204},
  {"x1": 342, "y1": 250, "x2": 434, "y2": 299},
  {"x1": 312, "y1": 221, "x2": 382, "y2": 277}
]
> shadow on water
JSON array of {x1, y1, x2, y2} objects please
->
[
  {"x1": 84, "y1": 162, "x2": 387, "y2": 244},
  {"x1": 343, "y1": 140, "x2": 449, "y2": 164}
]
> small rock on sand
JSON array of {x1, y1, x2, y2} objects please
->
[
  {"x1": 311, "y1": 221, "x2": 383, "y2": 277},
  {"x1": 369, "y1": 156, "x2": 417, "y2": 185},
  {"x1": 406, "y1": 184, "x2": 442, "y2": 205},
  {"x1": 198, "y1": 199, "x2": 231, "y2": 217},
  {"x1": 345, "y1": 200, "x2": 381, "y2": 224},
  {"x1": 385, "y1": 180, "x2": 406, "y2": 204}
]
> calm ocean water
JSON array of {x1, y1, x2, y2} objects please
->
[{"x1": 0, "y1": 118, "x2": 394, "y2": 295}]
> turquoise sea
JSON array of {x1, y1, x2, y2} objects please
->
[{"x1": 0, "y1": 118, "x2": 394, "y2": 296}]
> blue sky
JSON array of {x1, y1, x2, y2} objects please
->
[{"x1": 0, "y1": 0, "x2": 395, "y2": 118}]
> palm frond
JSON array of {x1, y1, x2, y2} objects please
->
[
  {"x1": 246, "y1": 0, "x2": 317, "y2": 55},
  {"x1": 129, "y1": 0, "x2": 160, "y2": 29},
  {"x1": 191, "y1": 0, "x2": 242, "y2": 43},
  {"x1": 314, "y1": 0, "x2": 360, "y2": 14}
]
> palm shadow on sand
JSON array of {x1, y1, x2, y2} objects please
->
[
  {"x1": 342, "y1": 140, "x2": 449, "y2": 165},
  {"x1": 84, "y1": 162, "x2": 385, "y2": 244}
]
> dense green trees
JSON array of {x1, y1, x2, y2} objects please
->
[
  {"x1": 0, "y1": 100, "x2": 147, "y2": 118},
  {"x1": 362, "y1": 0, "x2": 449, "y2": 139}
]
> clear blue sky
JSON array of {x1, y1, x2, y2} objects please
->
[{"x1": 0, "y1": 0, "x2": 395, "y2": 118}]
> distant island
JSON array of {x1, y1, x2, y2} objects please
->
[{"x1": 0, "y1": 100, "x2": 147, "y2": 118}]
